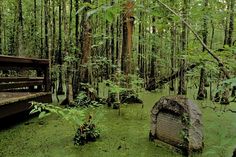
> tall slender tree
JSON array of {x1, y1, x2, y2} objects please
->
[
  {"x1": 197, "y1": 0, "x2": 208, "y2": 100},
  {"x1": 146, "y1": 16, "x2": 157, "y2": 91},
  {"x1": 57, "y1": 0, "x2": 64, "y2": 95},
  {"x1": 33, "y1": 0, "x2": 37, "y2": 56},
  {"x1": 18, "y1": 0, "x2": 24, "y2": 55},
  {"x1": 44, "y1": 0, "x2": 49, "y2": 58},
  {"x1": 79, "y1": 0, "x2": 92, "y2": 85},
  {"x1": 178, "y1": 0, "x2": 188, "y2": 95},
  {"x1": 227, "y1": 0, "x2": 235, "y2": 97},
  {"x1": 72, "y1": 0, "x2": 80, "y2": 98},
  {"x1": 170, "y1": 15, "x2": 177, "y2": 92},
  {"x1": 110, "y1": 0, "x2": 115, "y2": 74},
  {"x1": 0, "y1": 3, "x2": 2, "y2": 54},
  {"x1": 227, "y1": 0, "x2": 234, "y2": 47},
  {"x1": 65, "y1": 0, "x2": 74, "y2": 104},
  {"x1": 121, "y1": 1, "x2": 135, "y2": 77}
]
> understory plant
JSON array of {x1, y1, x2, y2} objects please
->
[{"x1": 30, "y1": 102, "x2": 101, "y2": 145}]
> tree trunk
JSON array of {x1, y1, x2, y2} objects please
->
[
  {"x1": 0, "y1": 4, "x2": 2, "y2": 54},
  {"x1": 121, "y1": 1, "x2": 135, "y2": 76},
  {"x1": 178, "y1": 0, "x2": 188, "y2": 95},
  {"x1": 197, "y1": 68, "x2": 207, "y2": 100},
  {"x1": 224, "y1": 1, "x2": 230, "y2": 46},
  {"x1": 227, "y1": 0, "x2": 234, "y2": 46},
  {"x1": 105, "y1": 14, "x2": 110, "y2": 79},
  {"x1": 170, "y1": 13, "x2": 177, "y2": 92},
  {"x1": 146, "y1": 17, "x2": 157, "y2": 91},
  {"x1": 57, "y1": 0, "x2": 64, "y2": 95},
  {"x1": 64, "y1": 0, "x2": 74, "y2": 104},
  {"x1": 33, "y1": 0, "x2": 37, "y2": 56},
  {"x1": 138, "y1": 2, "x2": 144, "y2": 78},
  {"x1": 197, "y1": 0, "x2": 208, "y2": 100},
  {"x1": 72, "y1": 0, "x2": 80, "y2": 98},
  {"x1": 40, "y1": 0, "x2": 43, "y2": 58},
  {"x1": 44, "y1": 0, "x2": 49, "y2": 58},
  {"x1": 17, "y1": 0, "x2": 24, "y2": 55},
  {"x1": 228, "y1": 0, "x2": 236, "y2": 97},
  {"x1": 79, "y1": 0, "x2": 92, "y2": 94},
  {"x1": 110, "y1": 0, "x2": 115, "y2": 74},
  {"x1": 210, "y1": 20, "x2": 214, "y2": 49},
  {"x1": 50, "y1": 0, "x2": 56, "y2": 64}
]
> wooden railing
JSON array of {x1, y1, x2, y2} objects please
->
[
  {"x1": 0, "y1": 55, "x2": 51, "y2": 92},
  {"x1": 0, "y1": 55, "x2": 52, "y2": 119}
]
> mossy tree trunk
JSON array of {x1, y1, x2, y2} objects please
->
[
  {"x1": 228, "y1": 0, "x2": 236, "y2": 97},
  {"x1": 0, "y1": 3, "x2": 2, "y2": 55},
  {"x1": 57, "y1": 0, "x2": 64, "y2": 95},
  {"x1": 146, "y1": 16, "x2": 157, "y2": 91},
  {"x1": 121, "y1": 1, "x2": 134, "y2": 78},
  {"x1": 197, "y1": 0, "x2": 208, "y2": 100},
  {"x1": 72, "y1": 0, "x2": 80, "y2": 98},
  {"x1": 197, "y1": 68, "x2": 207, "y2": 100},
  {"x1": 79, "y1": 0, "x2": 96, "y2": 100},
  {"x1": 178, "y1": 0, "x2": 188, "y2": 95}
]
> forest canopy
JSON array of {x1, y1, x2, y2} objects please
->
[{"x1": 0, "y1": 0, "x2": 235, "y2": 102}]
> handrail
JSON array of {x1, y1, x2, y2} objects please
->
[
  {"x1": 0, "y1": 55, "x2": 51, "y2": 92},
  {"x1": 0, "y1": 55, "x2": 49, "y2": 68}
]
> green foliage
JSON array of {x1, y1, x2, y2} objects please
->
[
  {"x1": 30, "y1": 102, "x2": 104, "y2": 146},
  {"x1": 73, "y1": 91, "x2": 104, "y2": 107},
  {"x1": 73, "y1": 120, "x2": 100, "y2": 145},
  {"x1": 30, "y1": 102, "x2": 86, "y2": 127},
  {"x1": 222, "y1": 77, "x2": 236, "y2": 88},
  {"x1": 105, "y1": 74, "x2": 144, "y2": 96}
]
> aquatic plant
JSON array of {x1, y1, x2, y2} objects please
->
[{"x1": 30, "y1": 102, "x2": 101, "y2": 145}]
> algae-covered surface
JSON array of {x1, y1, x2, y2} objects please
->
[{"x1": 1, "y1": 90, "x2": 236, "y2": 157}]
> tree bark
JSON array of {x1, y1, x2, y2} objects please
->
[
  {"x1": 40, "y1": 0, "x2": 44, "y2": 58},
  {"x1": 121, "y1": 1, "x2": 135, "y2": 76},
  {"x1": 197, "y1": 68, "x2": 207, "y2": 100},
  {"x1": 197, "y1": 0, "x2": 208, "y2": 100},
  {"x1": 146, "y1": 17, "x2": 157, "y2": 91},
  {"x1": 110, "y1": 0, "x2": 115, "y2": 74},
  {"x1": 50, "y1": 0, "x2": 56, "y2": 64},
  {"x1": 138, "y1": 1, "x2": 144, "y2": 78},
  {"x1": 227, "y1": 0, "x2": 234, "y2": 46},
  {"x1": 72, "y1": 0, "x2": 80, "y2": 98},
  {"x1": 224, "y1": 1, "x2": 230, "y2": 46},
  {"x1": 79, "y1": 0, "x2": 92, "y2": 91},
  {"x1": 64, "y1": 0, "x2": 74, "y2": 104},
  {"x1": 57, "y1": 0, "x2": 64, "y2": 95},
  {"x1": 33, "y1": 0, "x2": 37, "y2": 56},
  {"x1": 227, "y1": 0, "x2": 236, "y2": 97},
  {"x1": 178, "y1": 0, "x2": 188, "y2": 95},
  {"x1": 170, "y1": 1, "x2": 177, "y2": 92},
  {"x1": 44, "y1": 0, "x2": 49, "y2": 58},
  {"x1": 0, "y1": 4, "x2": 2, "y2": 54},
  {"x1": 105, "y1": 12, "x2": 110, "y2": 79},
  {"x1": 18, "y1": 0, "x2": 24, "y2": 55}
]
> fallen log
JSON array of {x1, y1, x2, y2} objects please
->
[{"x1": 146, "y1": 63, "x2": 198, "y2": 91}]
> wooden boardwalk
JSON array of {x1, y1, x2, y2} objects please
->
[{"x1": 0, "y1": 55, "x2": 52, "y2": 119}]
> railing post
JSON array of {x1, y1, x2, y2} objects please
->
[{"x1": 44, "y1": 64, "x2": 51, "y2": 92}]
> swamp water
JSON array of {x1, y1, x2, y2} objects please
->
[{"x1": 1, "y1": 90, "x2": 236, "y2": 157}]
